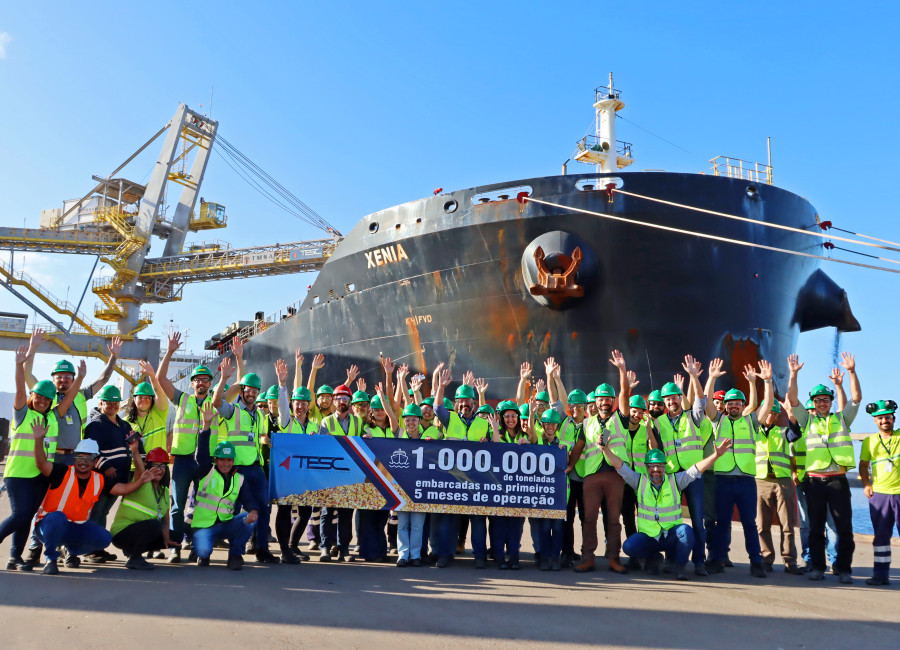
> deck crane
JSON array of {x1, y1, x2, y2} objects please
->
[{"x1": 0, "y1": 103, "x2": 341, "y2": 383}]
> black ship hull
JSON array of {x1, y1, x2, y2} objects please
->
[{"x1": 239, "y1": 172, "x2": 858, "y2": 397}]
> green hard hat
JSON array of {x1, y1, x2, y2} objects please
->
[
  {"x1": 724, "y1": 388, "x2": 746, "y2": 402},
  {"x1": 594, "y1": 383, "x2": 615, "y2": 398},
  {"x1": 660, "y1": 382, "x2": 682, "y2": 397},
  {"x1": 256, "y1": 393, "x2": 267, "y2": 404},
  {"x1": 535, "y1": 390, "x2": 550, "y2": 403},
  {"x1": 455, "y1": 384, "x2": 476, "y2": 400},
  {"x1": 190, "y1": 364, "x2": 213, "y2": 379},
  {"x1": 518, "y1": 403, "x2": 529, "y2": 418},
  {"x1": 51, "y1": 360, "x2": 75, "y2": 375},
  {"x1": 133, "y1": 382, "x2": 155, "y2": 397},
  {"x1": 540, "y1": 409, "x2": 562, "y2": 425},
  {"x1": 351, "y1": 390, "x2": 370, "y2": 404},
  {"x1": 98, "y1": 384, "x2": 122, "y2": 402},
  {"x1": 809, "y1": 384, "x2": 835, "y2": 399},
  {"x1": 648, "y1": 390, "x2": 663, "y2": 404},
  {"x1": 586, "y1": 391, "x2": 596, "y2": 401},
  {"x1": 214, "y1": 441, "x2": 236, "y2": 459},
  {"x1": 443, "y1": 398, "x2": 454, "y2": 411},
  {"x1": 567, "y1": 389, "x2": 588, "y2": 405},
  {"x1": 867, "y1": 400, "x2": 898, "y2": 417},
  {"x1": 31, "y1": 380, "x2": 56, "y2": 400},
  {"x1": 645, "y1": 449, "x2": 667, "y2": 465},
  {"x1": 476, "y1": 404, "x2": 495, "y2": 415},
  {"x1": 239, "y1": 373, "x2": 262, "y2": 389},
  {"x1": 402, "y1": 404, "x2": 423, "y2": 418},
  {"x1": 291, "y1": 386, "x2": 312, "y2": 401},
  {"x1": 316, "y1": 385, "x2": 334, "y2": 396},
  {"x1": 370, "y1": 395, "x2": 384, "y2": 410},
  {"x1": 497, "y1": 400, "x2": 519, "y2": 415},
  {"x1": 804, "y1": 399, "x2": 815, "y2": 410},
  {"x1": 771, "y1": 401, "x2": 782, "y2": 413},
  {"x1": 629, "y1": 395, "x2": 648, "y2": 410},
  {"x1": 420, "y1": 397, "x2": 435, "y2": 407},
  {"x1": 265, "y1": 385, "x2": 279, "y2": 400}
]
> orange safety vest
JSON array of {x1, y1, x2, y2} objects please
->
[{"x1": 36, "y1": 467, "x2": 104, "y2": 524}]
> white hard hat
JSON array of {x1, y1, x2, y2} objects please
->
[{"x1": 73, "y1": 439, "x2": 100, "y2": 456}]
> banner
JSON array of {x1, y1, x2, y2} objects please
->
[{"x1": 269, "y1": 434, "x2": 567, "y2": 519}]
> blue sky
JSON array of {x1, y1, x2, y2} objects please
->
[{"x1": 0, "y1": 1, "x2": 898, "y2": 415}]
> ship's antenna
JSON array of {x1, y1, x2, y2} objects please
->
[{"x1": 645, "y1": 348, "x2": 655, "y2": 390}]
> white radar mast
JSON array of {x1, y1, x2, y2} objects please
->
[{"x1": 574, "y1": 73, "x2": 634, "y2": 172}]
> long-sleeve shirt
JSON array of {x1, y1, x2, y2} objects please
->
[
  {"x1": 84, "y1": 408, "x2": 143, "y2": 484},
  {"x1": 787, "y1": 401, "x2": 860, "y2": 443},
  {"x1": 196, "y1": 428, "x2": 260, "y2": 515},
  {"x1": 616, "y1": 462, "x2": 701, "y2": 493}
]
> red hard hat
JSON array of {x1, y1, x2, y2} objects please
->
[
  {"x1": 713, "y1": 389, "x2": 726, "y2": 401},
  {"x1": 333, "y1": 384, "x2": 352, "y2": 397},
  {"x1": 146, "y1": 447, "x2": 171, "y2": 464}
]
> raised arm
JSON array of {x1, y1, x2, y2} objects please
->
[
  {"x1": 839, "y1": 352, "x2": 861, "y2": 404},
  {"x1": 139, "y1": 359, "x2": 169, "y2": 410},
  {"x1": 829, "y1": 367, "x2": 847, "y2": 412},
  {"x1": 545, "y1": 358, "x2": 558, "y2": 404},
  {"x1": 231, "y1": 336, "x2": 246, "y2": 381},
  {"x1": 382, "y1": 357, "x2": 398, "y2": 413},
  {"x1": 610, "y1": 350, "x2": 629, "y2": 415},
  {"x1": 156, "y1": 332, "x2": 182, "y2": 401},
  {"x1": 756, "y1": 360, "x2": 774, "y2": 422},
  {"x1": 526, "y1": 396, "x2": 538, "y2": 443},
  {"x1": 22, "y1": 328, "x2": 46, "y2": 388},
  {"x1": 55, "y1": 361, "x2": 87, "y2": 417},
  {"x1": 683, "y1": 355, "x2": 705, "y2": 405},
  {"x1": 692, "y1": 438, "x2": 733, "y2": 474},
  {"x1": 212, "y1": 357, "x2": 234, "y2": 408},
  {"x1": 88, "y1": 336, "x2": 123, "y2": 396},
  {"x1": 14, "y1": 345, "x2": 31, "y2": 410},
  {"x1": 704, "y1": 357, "x2": 725, "y2": 419},
  {"x1": 516, "y1": 362, "x2": 532, "y2": 405},
  {"x1": 376, "y1": 383, "x2": 398, "y2": 432},
  {"x1": 474, "y1": 377, "x2": 489, "y2": 408},
  {"x1": 293, "y1": 349, "x2": 304, "y2": 392},
  {"x1": 409, "y1": 373, "x2": 425, "y2": 407},
  {"x1": 742, "y1": 364, "x2": 758, "y2": 417},
  {"x1": 31, "y1": 421, "x2": 55, "y2": 476},
  {"x1": 553, "y1": 363, "x2": 568, "y2": 412},
  {"x1": 786, "y1": 353, "x2": 803, "y2": 407},
  {"x1": 307, "y1": 354, "x2": 325, "y2": 394}
]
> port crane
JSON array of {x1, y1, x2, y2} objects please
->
[{"x1": 0, "y1": 104, "x2": 340, "y2": 383}]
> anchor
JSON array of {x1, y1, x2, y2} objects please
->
[{"x1": 529, "y1": 245, "x2": 585, "y2": 300}]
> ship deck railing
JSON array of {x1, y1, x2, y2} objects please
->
[
  {"x1": 576, "y1": 135, "x2": 633, "y2": 158},
  {"x1": 709, "y1": 156, "x2": 773, "y2": 185}
]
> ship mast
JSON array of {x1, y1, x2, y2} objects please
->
[{"x1": 574, "y1": 73, "x2": 634, "y2": 172}]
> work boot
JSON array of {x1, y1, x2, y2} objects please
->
[
  {"x1": 785, "y1": 563, "x2": 802, "y2": 575},
  {"x1": 764, "y1": 562, "x2": 773, "y2": 573},
  {"x1": 574, "y1": 558, "x2": 596, "y2": 573},
  {"x1": 608, "y1": 556, "x2": 628, "y2": 574},
  {"x1": 125, "y1": 556, "x2": 154, "y2": 571},
  {"x1": 533, "y1": 551, "x2": 542, "y2": 567},
  {"x1": 674, "y1": 564, "x2": 689, "y2": 581},
  {"x1": 694, "y1": 564, "x2": 709, "y2": 577},
  {"x1": 42, "y1": 559, "x2": 59, "y2": 575},
  {"x1": 474, "y1": 557, "x2": 486, "y2": 569},
  {"x1": 509, "y1": 559, "x2": 521, "y2": 570},
  {"x1": 396, "y1": 558, "x2": 409, "y2": 567},
  {"x1": 456, "y1": 542, "x2": 466, "y2": 555},
  {"x1": 83, "y1": 552, "x2": 107, "y2": 564},
  {"x1": 98, "y1": 549, "x2": 117, "y2": 561},
  {"x1": 626, "y1": 557, "x2": 642, "y2": 571},
  {"x1": 645, "y1": 554, "x2": 662, "y2": 576},
  {"x1": 539, "y1": 558, "x2": 551, "y2": 571},
  {"x1": 20, "y1": 546, "x2": 41, "y2": 571},
  {"x1": 255, "y1": 549, "x2": 280, "y2": 564},
  {"x1": 188, "y1": 550, "x2": 198, "y2": 563},
  {"x1": 411, "y1": 558, "x2": 422, "y2": 567},
  {"x1": 661, "y1": 561, "x2": 674, "y2": 574},
  {"x1": 838, "y1": 572, "x2": 853, "y2": 584},
  {"x1": 705, "y1": 560, "x2": 725, "y2": 574},
  {"x1": 723, "y1": 554, "x2": 734, "y2": 568},
  {"x1": 168, "y1": 548, "x2": 181, "y2": 564},
  {"x1": 802, "y1": 561, "x2": 813, "y2": 573},
  {"x1": 6, "y1": 557, "x2": 22, "y2": 571},
  {"x1": 551, "y1": 558, "x2": 561, "y2": 571},
  {"x1": 330, "y1": 546, "x2": 340, "y2": 558},
  {"x1": 308, "y1": 541, "x2": 320, "y2": 551},
  {"x1": 280, "y1": 550, "x2": 301, "y2": 565},
  {"x1": 560, "y1": 553, "x2": 574, "y2": 569},
  {"x1": 227, "y1": 554, "x2": 243, "y2": 571},
  {"x1": 866, "y1": 575, "x2": 890, "y2": 586},
  {"x1": 181, "y1": 540, "x2": 193, "y2": 551},
  {"x1": 64, "y1": 551, "x2": 81, "y2": 569},
  {"x1": 197, "y1": 557, "x2": 210, "y2": 567},
  {"x1": 808, "y1": 569, "x2": 825, "y2": 581},
  {"x1": 750, "y1": 563, "x2": 768, "y2": 578},
  {"x1": 435, "y1": 555, "x2": 450, "y2": 568},
  {"x1": 319, "y1": 548, "x2": 332, "y2": 562}
]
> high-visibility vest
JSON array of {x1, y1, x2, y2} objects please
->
[
  {"x1": 171, "y1": 393, "x2": 215, "y2": 456},
  {"x1": 804, "y1": 412, "x2": 855, "y2": 472},
  {"x1": 755, "y1": 426, "x2": 792, "y2": 479},
  {"x1": 222, "y1": 402, "x2": 266, "y2": 466},
  {"x1": 657, "y1": 411, "x2": 706, "y2": 472},
  {"x1": 36, "y1": 466, "x2": 103, "y2": 523},
  {"x1": 559, "y1": 417, "x2": 586, "y2": 477},
  {"x1": 192, "y1": 469, "x2": 244, "y2": 529},
  {"x1": 281, "y1": 417, "x2": 315, "y2": 434},
  {"x1": 52, "y1": 390, "x2": 88, "y2": 433},
  {"x1": 714, "y1": 415, "x2": 758, "y2": 474},
  {"x1": 111, "y1": 482, "x2": 169, "y2": 537},
  {"x1": 578, "y1": 414, "x2": 628, "y2": 478},
  {"x1": 791, "y1": 436, "x2": 807, "y2": 481},
  {"x1": 4, "y1": 408, "x2": 59, "y2": 478},
  {"x1": 365, "y1": 424, "x2": 393, "y2": 438},
  {"x1": 445, "y1": 412, "x2": 491, "y2": 441},
  {"x1": 322, "y1": 413, "x2": 364, "y2": 437},
  {"x1": 625, "y1": 422, "x2": 653, "y2": 474},
  {"x1": 418, "y1": 423, "x2": 442, "y2": 440},
  {"x1": 636, "y1": 474, "x2": 683, "y2": 537},
  {"x1": 126, "y1": 405, "x2": 168, "y2": 455}
]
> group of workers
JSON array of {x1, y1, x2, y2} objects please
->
[{"x1": 0, "y1": 329, "x2": 897, "y2": 587}]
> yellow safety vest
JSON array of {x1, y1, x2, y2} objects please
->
[
  {"x1": 625, "y1": 422, "x2": 653, "y2": 475},
  {"x1": 127, "y1": 404, "x2": 169, "y2": 454},
  {"x1": 804, "y1": 412, "x2": 854, "y2": 472},
  {"x1": 755, "y1": 425, "x2": 792, "y2": 479},
  {"x1": 714, "y1": 415, "x2": 758, "y2": 474},
  {"x1": 636, "y1": 474, "x2": 683, "y2": 537},
  {"x1": 171, "y1": 392, "x2": 215, "y2": 456},
  {"x1": 445, "y1": 412, "x2": 491, "y2": 441},
  {"x1": 365, "y1": 424, "x2": 393, "y2": 438},
  {"x1": 578, "y1": 414, "x2": 628, "y2": 478},
  {"x1": 4, "y1": 408, "x2": 59, "y2": 478},
  {"x1": 192, "y1": 469, "x2": 244, "y2": 528},
  {"x1": 222, "y1": 402, "x2": 267, "y2": 466},
  {"x1": 322, "y1": 413, "x2": 364, "y2": 437},
  {"x1": 657, "y1": 410, "x2": 706, "y2": 472},
  {"x1": 281, "y1": 417, "x2": 315, "y2": 434}
]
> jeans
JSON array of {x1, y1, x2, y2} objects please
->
[
  {"x1": 428, "y1": 513, "x2": 459, "y2": 559},
  {"x1": 702, "y1": 471, "x2": 718, "y2": 556},
  {"x1": 563, "y1": 479, "x2": 584, "y2": 556},
  {"x1": 0, "y1": 475, "x2": 47, "y2": 558},
  {"x1": 869, "y1": 492, "x2": 900, "y2": 578},
  {"x1": 537, "y1": 518, "x2": 563, "y2": 562},
  {"x1": 490, "y1": 516, "x2": 523, "y2": 563},
  {"x1": 397, "y1": 511, "x2": 426, "y2": 560},
  {"x1": 35, "y1": 512, "x2": 112, "y2": 562},
  {"x1": 683, "y1": 475, "x2": 707, "y2": 565},
  {"x1": 796, "y1": 482, "x2": 837, "y2": 564},
  {"x1": 469, "y1": 515, "x2": 488, "y2": 559},
  {"x1": 321, "y1": 507, "x2": 353, "y2": 552},
  {"x1": 528, "y1": 517, "x2": 542, "y2": 556},
  {"x1": 307, "y1": 507, "x2": 322, "y2": 543},
  {"x1": 193, "y1": 512, "x2": 255, "y2": 559},
  {"x1": 170, "y1": 454, "x2": 206, "y2": 544},
  {"x1": 235, "y1": 463, "x2": 271, "y2": 551},
  {"x1": 712, "y1": 474, "x2": 762, "y2": 565},
  {"x1": 804, "y1": 475, "x2": 855, "y2": 573},
  {"x1": 623, "y1": 524, "x2": 695, "y2": 566},
  {"x1": 358, "y1": 509, "x2": 390, "y2": 560}
]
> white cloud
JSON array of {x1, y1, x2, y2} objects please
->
[{"x1": 0, "y1": 33, "x2": 10, "y2": 59}]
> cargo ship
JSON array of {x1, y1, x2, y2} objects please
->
[{"x1": 234, "y1": 79, "x2": 859, "y2": 397}]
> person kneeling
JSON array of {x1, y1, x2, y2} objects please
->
[
  {"x1": 191, "y1": 439, "x2": 259, "y2": 571},
  {"x1": 598, "y1": 439, "x2": 733, "y2": 580}
]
